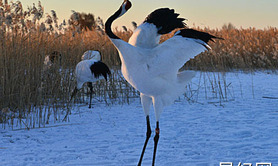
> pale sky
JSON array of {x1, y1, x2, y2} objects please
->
[{"x1": 18, "y1": 0, "x2": 278, "y2": 29}]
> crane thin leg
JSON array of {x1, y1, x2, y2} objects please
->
[
  {"x1": 152, "y1": 121, "x2": 159, "y2": 166},
  {"x1": 88, "y1": 82, "x2": 94, "y2": 108},
  {"x1": 138, "y1": 116, "x2": 151, "y2": 166}
]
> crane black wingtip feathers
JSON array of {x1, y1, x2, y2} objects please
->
[
  {"x1": 175, "y1": 28, "x2": 223, "y2": 50},
  {"x1": 144, "y1": 8, "x2": 186, "y2": 34},
  {"x1": 176, "y1": 28, "x2": 224, "y2": 43}
]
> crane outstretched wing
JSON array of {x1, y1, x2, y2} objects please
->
[
  {"x1": 144, "y1": 8, "x2": 186, "y2": 35},
  {"x1": 128, "y1": 8, "x2": 186, "y2": 48},
  {"x1": 148, "y1": 29, "x2": 222, "y2": 77}
]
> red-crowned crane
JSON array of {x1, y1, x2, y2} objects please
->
[
  {"x1": 70, "y1": 50, "x2": 111, "y2": 108},
  {"x1": 104, "y1": 0, "x2": 223, "y2": 165}
]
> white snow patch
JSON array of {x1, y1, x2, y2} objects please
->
[{"x1": 1, "y1": 71, "x2": 278, "y2": 165}]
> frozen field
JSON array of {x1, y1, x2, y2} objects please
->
[{"x1": 1, "y1": 71, "x2": 278, "y2": 166}]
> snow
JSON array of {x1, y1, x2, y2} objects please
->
[{"x1": 1, "y1": 71, "x2": 278, "y2": 166}]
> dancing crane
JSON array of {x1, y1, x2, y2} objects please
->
[
  {"x1": 105, "y1": 0, "x2": 223, "y2": 165},
  {"x1": 70, "y1": 50, "x2": 111, "y2": 108}
]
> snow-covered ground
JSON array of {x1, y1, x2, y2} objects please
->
[{"x1": 1, "y1": 71, "x2": 278, "y2": 166}]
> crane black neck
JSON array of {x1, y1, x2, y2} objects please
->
[{"x1": 105, "y1": 7, "x2": 122, "y2": 39}]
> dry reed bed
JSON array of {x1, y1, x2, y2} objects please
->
[{"x1": 0, "y1": 1, "x2": 277, "y2": 129}]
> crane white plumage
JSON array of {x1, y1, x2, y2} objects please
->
[
  {"x1": 81, "y1": 50, "x2": 101, "y2": 61},
  {"x1": 104, "y1": 0, "x2": 223, "y2": 165},
  {"x1": 70, "y1": 50, "x2": 111, "y2": 108}
]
